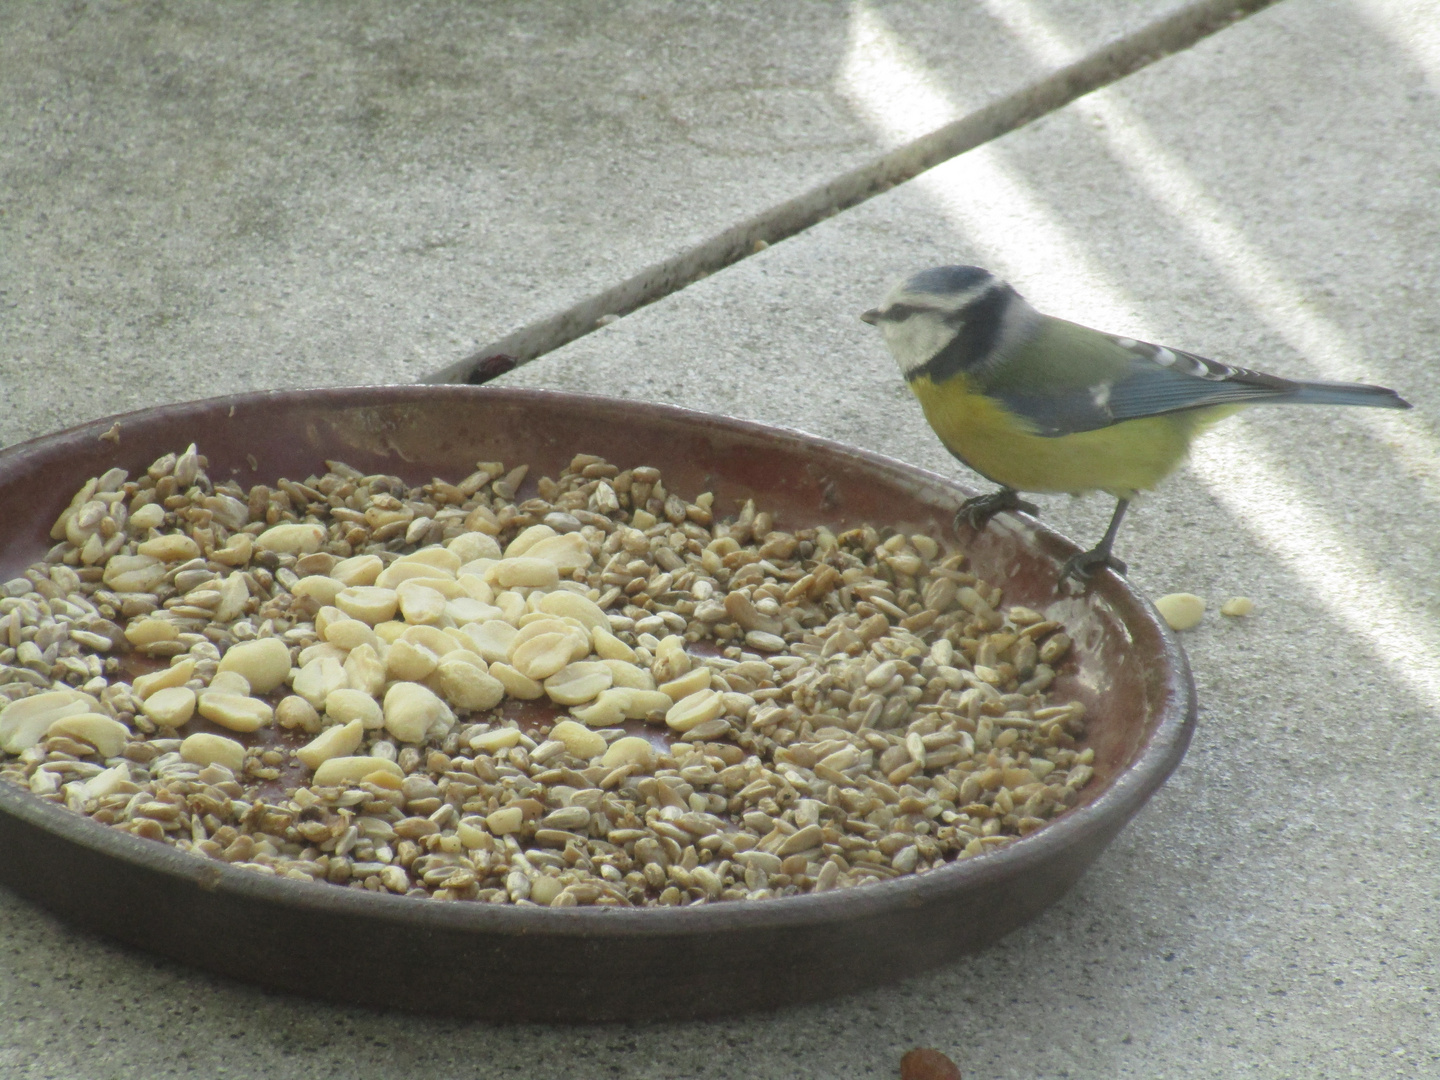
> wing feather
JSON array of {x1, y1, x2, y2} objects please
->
[{"x1": 982, "y1": 319, "x2": 1298, "y2": 437}]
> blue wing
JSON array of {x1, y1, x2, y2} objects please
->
[{"x1": 987, "y1": 323, "x2": 1302, "y2": 437}]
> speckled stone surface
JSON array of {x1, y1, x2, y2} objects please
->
[
  {"x1": 4, "y1": 0, "x2": 1439, "y2": 1077},
  {"x1": 0, "y1": 0, "x2": 1190, "y2": 450}
]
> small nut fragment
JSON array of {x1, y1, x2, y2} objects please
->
[
  {"x1": 323, "y1": 617, "x2": 379, "y2": 652},
  {"x1": 530, "y1": 876, "x2": 564, "y2": 906},
  {"x1": 658, "y1": 666, "x2": 710, "y2": 702},
  {"x1": 600, "y1": 735, "x2": 655, "y2": 770},
  {"x1": 652, "y1": 635, "x2": 690, "y2": 682},
  {"x1": 488, "y1": 663, "x2": 544, "y2": 700},
  {"x1": 290, "y1": 575, "x2": 344, "y2": 607},
  {"x1": 293, "y1": 656, "x2": 349, "y2": 710},
  {"x1": 313, "y1": 756, "x2": 404, "y2": 786},
  {"x1": 457, "y1": 619, "x2": 518, "y2": 663},
  {"x1": 212, "y1": 573, "x2": 251, "y2": 621},
  {"x1": 324, "y1": 688, "x2": 384, "y2": 729},
  {"x1": 385, "y1": 638, "x2": 440, "y2": 682},
  {"x1": 448, "y1": 532, "x2": 501, "y2": 562},
  {"x1": 343, "y1": 643, "x2": 387, "y2": 697},
  {"x1": 591, "y1": 625, "x2": 636, "y2": 661},
  {"x1": 544, "y1": 661, "x2": 613, "y2": 706},
  {"x1": 569, "y1": 692, "x2": 624, "y2": 728},
  {"x1": 485, "y1": 806, "x2": 524, "y2": 835},
  {"x1": 611, "y1": 687, "x2": 673, "y2": 721},
  {"x1": 1155, "y1": 592, "x2": 1205, "y2": 631},
  {"x1": 276, "y1": 695, "x2": 322, "y2": 732},
  {"x1": 445, "y1": 597, "x2": 498, "y2": 626},
  {"x1": 435, "y1": 657, "x2": 505, "y2": 712},
  {"x1": 297, "y1": 719, "x2": 365, "y2": 769},
  {"x1": 470, "y1": 726, "x2": 522, "y2": 753},
  {"x1": 1037, "y1": 632, "x2": 1071, "y2": 665},
  {"x1": 124, "y1": 618, "x2": 180, "y2": 648},
  {"x1": 179, "y1": 732, "x2": 246, "y2": 772},
  {"x1": 396, "y1": 580, "x2": 448, "y2": 625},
  {"x1": 724, "y1": 591, "x2": 782, "y2": 635},
  {"x1": 604, "y1": 660, "x2": 657, "y2": 691},
  {"x1": 523, "y1": 532, "x2": 594, "y2": 572},
  {"x1": 133, "y1": 659, "x2": 196, "y2": 700},
  {"x1": 210, "y1": 533, "x2": 253, "y2": 568},
  {"x1": 503, "y1": 524, "x2": 555, "y2": 557},
  {"x1": 102, "y1": 554, "x2": 166, "y2": 593},
  {"x1": 548, "y1": 720, "x2": 607, "y2": 759},
  {"x1": 510, "y1": 632, "x2": 573, "y2": 682},
  {"x1": 1220, "y1": 596, "x2": 1254, "y2": 617},
  {"x1": 83, "y1": 762, "x2": 132, "y2": 800},
  {"x1": 375, "y1": 560, "x2": 450, "y2": 591},
  {"x1": 141, "y1": 686, "x2": 197, "y2": 728},
  {"x1": 383, "y1": 682, "x2": 455, "y2": 744},
  {"x1": 127, "y1": 502, "x2": 166, "y2": 531},
  {"x1": 399, "y1": 544, "x2": 463, "y2": 572},
  {"x1": 373, "y1": 620, "x2": 406, "y2": 644},
  {"x1": 334, "y1": 586, "x2": 399, "y2": 626},
  {"x1": 255, "y1": 522, "x2": 324, "y2": 555},
  {"x1": 665, "y1": 689, "x2": 724, "y2": 732},
  {"x1": 205, "y1": 671, "x2": 250, "y2": 697},
  {"x1": 777, "y1": 824, "x2": 823, "y2": 856},
  {"x1": 46, "y1": 714, "x2": 131, "y2": 759},
  {"x1": 197, "y1": 692, "x2": 273, "y2": 732},
  {"x1": 137, "y1": 534, "x2": 201, "y2": 562},
  {"x1": 330, "y1": 554, "x2": 383, "y2": 587},
  {"x1": 538, "y1": 590, "x2": 609, "y2": 632},
  {"x1": 488, "y1": 557, "x2": 560, "y2": 590},
  {"x1": 217, "y1": 637, "x2": 292, "y2": 694},
  {"x1": 744, "y1": 630, "x2": 787, "y2": 653}
]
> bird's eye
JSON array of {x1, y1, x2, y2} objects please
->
[{"x1": 880, "y1": 303, "x2": 920, "y2": 322}]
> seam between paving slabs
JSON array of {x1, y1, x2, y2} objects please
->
[{"x1": 427, "y1": 0, "x2": 1279, "y2": 386}]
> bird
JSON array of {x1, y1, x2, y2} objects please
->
[{"x1": 861, "y1": 265, "x2": 1412, "y2": 585}]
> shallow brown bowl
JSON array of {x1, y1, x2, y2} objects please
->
[{"x1": 0, "y1": 386, "x2": 1194, "y2": 1020}]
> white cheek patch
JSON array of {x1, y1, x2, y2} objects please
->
[{"x1": 884, "y1": 315, "x2": 955, "y2": 376}]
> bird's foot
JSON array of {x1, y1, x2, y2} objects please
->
[
  {"x1": 1059, "y1": 546, "x2": 1127, "y2": 586},
  {"x1": 954, "y1": 488, "x2": 1039, "y2": 533}
]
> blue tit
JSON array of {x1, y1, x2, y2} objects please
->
[{"x1": 861, "y1": 265, "x2": 1412, "y2": 584}]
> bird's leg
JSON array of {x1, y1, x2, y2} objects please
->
[
  {"x1": 1060, "y1": 498, "x2": 1130, "y2": 584},
  {"x1": 954, "y1": 486, "x2": 1039, "y2": 533}
]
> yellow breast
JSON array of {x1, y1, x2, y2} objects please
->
[{"x1": 907, "y1": 373, "x2": 1226, "y2": 499}]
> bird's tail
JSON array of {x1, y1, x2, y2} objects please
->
[{"x1": 1286, "y1": 380, "x2": 1412, "y2": 410}]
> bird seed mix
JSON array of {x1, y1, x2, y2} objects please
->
[{"x1": 0, "y1": 447, "x2": 1095, "y2": 907}]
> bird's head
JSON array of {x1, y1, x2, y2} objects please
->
[{"x1": 861, "y1": 265, "x2": 1030, "y2": 381}]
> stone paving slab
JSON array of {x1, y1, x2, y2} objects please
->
[{"x1": 0, "y1": 0, "x2": 1194, "y2": 449}]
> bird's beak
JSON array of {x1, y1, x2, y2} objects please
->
[{"x1": 860, "y1": 308, "x2": 881, "y2": 325}]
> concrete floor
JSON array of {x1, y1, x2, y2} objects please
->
[{"x1": 2, "y1": 1, "x2": 1438, "y2": 1077}]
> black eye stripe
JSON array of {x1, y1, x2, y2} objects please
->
[{"x1": 911, "y1": 283, "x2": 1014, "y2": 382}]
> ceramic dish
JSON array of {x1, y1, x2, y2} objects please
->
[{"x1": 0, "y1": 386, "x2": 1194, "y2": 1020}]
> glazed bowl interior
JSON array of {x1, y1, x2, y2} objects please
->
[{"x1": 0, "y1": 386, "x2": 1194, "y2": 1020}]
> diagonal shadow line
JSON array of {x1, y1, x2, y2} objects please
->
[{"x1": 425, "y1": 0, "x2": 1279, "y2": 386}]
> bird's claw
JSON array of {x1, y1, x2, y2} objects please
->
[
  {"x1": 954, "y1": 489, "x2": 1039, "y2": 533},
  {"x1": 1060, "y1": 548, "x2": 1127, "y2": 586}
]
